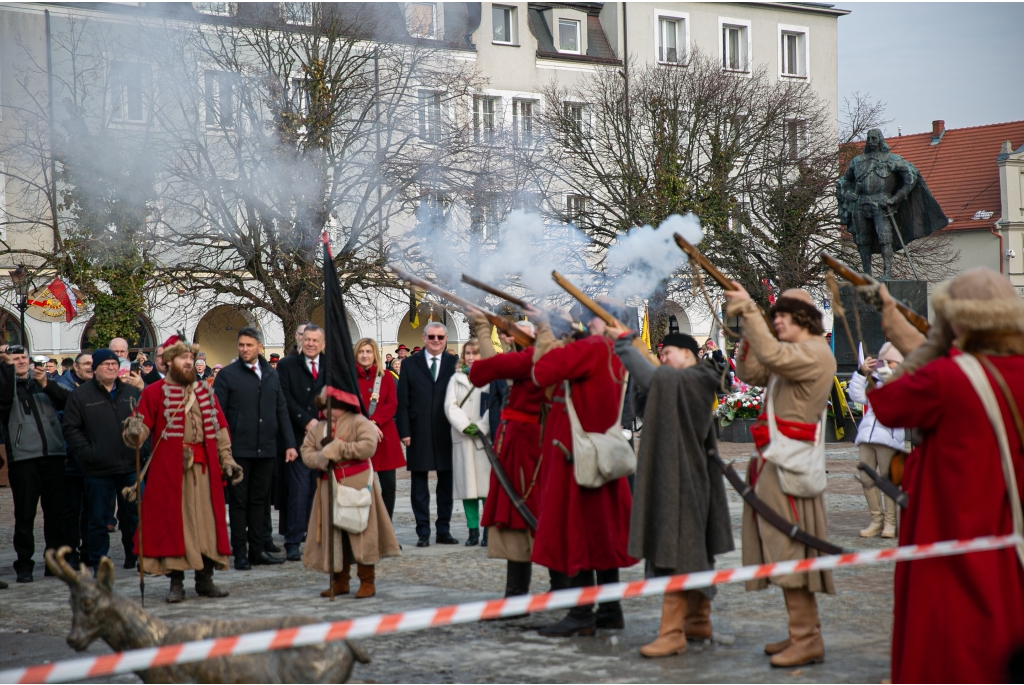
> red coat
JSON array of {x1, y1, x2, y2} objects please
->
[
  {"x1": 531, "y1": 335, "x2": 636, "y2": 576},
  {"x1": 469, "y1": 348, "x2": 546, "y2": 532},
  {"x1": 133, "y1": 380, "x2": 232, "y2": 559},
  {"x1": 869, "y1": 352, "x2": 1024, "y2": 684},
  {"x1": 357, "y1": 365, "x2": 406, "y2": 472}
]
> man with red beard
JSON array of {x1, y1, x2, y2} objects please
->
[
  {"x1": 123, "y1": 335, "x2": 243, "y2": 603},
  {"x1": 526, "y1": 299, "x2": 636, "y2": 637},
  {"x1": 466, "y1": 309, "x2": 545, "y2": 598}
]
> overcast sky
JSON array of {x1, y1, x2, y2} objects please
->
[{"x1": 837, "y1": 2, "x2": 1024, "y2": 136}]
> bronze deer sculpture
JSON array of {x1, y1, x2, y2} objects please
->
[{"x1": 44, "y1": 547, "x2": 370, "y2": 684}]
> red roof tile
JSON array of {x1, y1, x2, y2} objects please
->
[{"x1": 881, "y1": 120, "x2": 1024, "y2": 232}]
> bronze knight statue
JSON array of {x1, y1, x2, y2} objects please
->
[{"x1": 837, "y1": 129, "x2": 947, "y2": 279}]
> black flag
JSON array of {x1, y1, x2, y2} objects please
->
[{"x1": 321, "y1": 232, "x2": 366, "y2": 416}]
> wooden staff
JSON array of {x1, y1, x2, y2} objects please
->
[
  {"x1": 322, "y1": 395, "x2": 335, "y2": 601},
  {"x1": 460, "y1": 274, "x2": 531, "y2": 310},
  {"x1": 130, "y1": 397, "x2": 145, "y2": 607},
  {"x1": 550, "y1": 270, "x2": 661, "y2": 367},
  {"x1": 393, "y1": 267, "x2": 536, "y2": 347},
  {"x1": 819, "y1": 252, "x2": 930, "y2": 334},
  {"x1": 672, "y1": 233, "x2": 777, "y2": 335}
]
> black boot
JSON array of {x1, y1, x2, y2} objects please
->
[
  {"x1": 166, "y1": 571, "x2": 185, "y2": 603},
  {"x1": 548, "y1": 569, "x2": 571, "y2": 593},
  {"x1": 505, "y1": 561, "x2": 533, "y2": 597},
  {"x1": 539, "y1": 571, "x2": 596, "y2": 638},
  {"x1": 481, "y1": 527, "x2": 489, "y2": 547},
  {"x1": 195, "y1": 557, "x2": 229, "y2": 598},
  {"x1": 465, "y1": 528, "x2": 480, "y2": 546},
  {"x1": 595, "y1": 569, "x2": 625, "y2": 629}
]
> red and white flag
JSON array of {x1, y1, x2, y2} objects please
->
[{"x1": 46, "y1": 277, "x2": 78, "y2": 323}]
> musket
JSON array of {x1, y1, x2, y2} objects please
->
[
  {"x1": 473, "y1": 437, "x2": 537, "y2": 531},
  {"x1": 550, "y1": 270, "x2": 661, "y2": 367},
  {"x1": 460, "y1": 274, "x2": 530, "y2": 310},
  {"x1": 673, "y1": 233, "x2": 776, "y2": 335},
  {"x1": 819, "y1": 252, "x2": 930, "y2": 334},
  {"x1": 393, "y1": 267, "x2": 536, "y2": 348}
]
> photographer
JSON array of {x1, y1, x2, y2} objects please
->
[{"x1": 0, "y1": 344, "x2": 71, "y2": 583}]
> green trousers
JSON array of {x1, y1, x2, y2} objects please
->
[{"x1": 463, "y1": 498, "x2": 486, "y2": 529}]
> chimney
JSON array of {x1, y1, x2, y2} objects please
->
[{"x1": 930, "y1": 119, "x2": 945, "y2": 146}]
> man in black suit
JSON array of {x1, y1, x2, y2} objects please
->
[
  {"x1": 213, "y1": 327, "x2": 296, "y2": 569},
  {"x1": 275, "y1": 323, "x2": 325, "y2": 561},
  {"x1": 396, "y1": 321, "x2": 459, "y2": 547}
]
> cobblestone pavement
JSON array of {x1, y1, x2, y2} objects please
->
[{"x1": 0, "y1": 444, "x2": 896, "y2": 683}]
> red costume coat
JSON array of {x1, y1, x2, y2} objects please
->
[
  {"x1": 357, "y1": 365, "x2": 406, "y2": 472},
  {"x1": 469, "y1": 348, "x2": 546, "y2": 532},
  {"x1": 869, "y1": 352, "x2": 1024, "y2": 684},
  {"x1": 531, "y1": 335, "x2": 636, "y2": 576},
  {"x1": 133, "y1": 380, "x2": 232, "y2": 559}
]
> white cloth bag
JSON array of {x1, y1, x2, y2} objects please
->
[
  {"x1": 331, "y1": 462, "x2": 373, "y2": 534},
  {"x1": 564, "y1": 376, "x2": 636, "y2": 489},
  {"x1": 760, "y1": 377, "x2": 828, "y2": 498}
]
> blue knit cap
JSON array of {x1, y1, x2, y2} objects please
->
[{"x1": 91, "y1": 348, "x2": 119, "y2": 368}]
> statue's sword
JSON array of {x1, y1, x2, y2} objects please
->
[{"x1": 885, "y1": 209, "x2": 921, "y2": 280}]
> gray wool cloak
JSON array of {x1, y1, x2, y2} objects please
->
[{"x1": 614, "y1": 336, "x2": 735, "y2": 598}]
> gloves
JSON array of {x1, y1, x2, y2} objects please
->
[
  {"x1": 463, "y1": 424, "x2": 480, "y2": 437},
  {"x1": 220, "y1": 455, "x2": 244, "y2": 486},
  {"x1": 122, "y1": 414, "x2": 147, "y2": 449}
]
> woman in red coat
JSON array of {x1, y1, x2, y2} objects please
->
[
  {"x1": 527, "y1": 303, "x2": 636, "y2": 638},
  {"x1": 355, "y1": 338, "x2": 406, "y2": 520},
  {"x1": 467, "y1": 313, "x2": 546, "y2": 598},
  {"x1": 867, "y1": 268, "x2": 1024, "y2": 684}
]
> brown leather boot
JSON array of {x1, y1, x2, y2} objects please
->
[
  {"x1": 639, "y1": 592, "x2": 686, "y2": 658},
  {"x1": 881, "y1": 495, "x2": 898, "y2": 538},
  {"x1": 764, "y1": 584, "x2": 792, "y2": 654},
  {"x1": 320, "y1": 572, "x2": 350, "y2": 597},
  {"x1": 770, "y1": 588, "x2": 825, "y2": 667},
  {"x1": 683, "y1": 590, "x2": 713, "y2": 641},
  {"x1": 859, "y1": 487, "x2": 884, "y2": 537},
  {"x1": 355, "y1": 564, "x2": 376, "y2": 598}
]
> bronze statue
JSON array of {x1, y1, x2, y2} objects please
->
[
  {"x1": 45, "y1": 547, "x2": 370, "y2": 684},
  {"x1": 837, "y1": 129, "x2": 947, "y2": 279}
]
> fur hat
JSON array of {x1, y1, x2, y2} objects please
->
[
  {"x1": 769, "y1": 289, "x2": 825, "y2": 336},
  {"x1": 160, "y1": 331, "x2": 200, "y2": 364},
  {"x1": 878, "y1": 342, "x2": 904, "y2": 364},
  {"x1": 932, "y1": 268, "x2": 1024, "y2": 333},
  {"x1": 661, "y1": 332, "x2": 700, "y2": 357}
]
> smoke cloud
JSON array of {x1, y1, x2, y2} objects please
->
[{"x1": 604, "y1": 213, "x2": 704, "y2": 300}]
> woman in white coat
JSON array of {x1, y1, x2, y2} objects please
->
[
  {"x1": 444, "y1": 340, "x2": 491, "y2": 547},
  {"x1": 848, "y1": 342, "x2": 905, "y2": 538}
]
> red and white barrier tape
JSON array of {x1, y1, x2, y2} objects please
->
[{"x1": 2, "y1": 533, "x2": 1020, "y2": 684}]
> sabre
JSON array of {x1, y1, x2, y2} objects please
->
[
  {"x1": 886, "y1": 209, "x2": 921, "y2": 281},
  {"x1": 393, "y1": 267, "x2": 535, "y2": 348},
  {"x1": 473, "y1": 436, "x2": 537, "y2": 531}
]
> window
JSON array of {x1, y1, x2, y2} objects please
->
[
  {"x1": 492, "y1": 5, "x2": 516, "y2": 44},
  {"x1": 419, "y1": 190, "x2": 451, "y2": 224},
  {"x1": 473, "y1": 96, "x2": 498, "y2": 144},
  {"x1": 565, "y1": 194, "x2": 589, "y2": 224},
  {"x1": 779, "y1": 27, "x2": 808, "y2": 78},
  {"x1": 110, "y1": 62, "x2": 149, "y2": 123},
  {"x1": 471, "y1": 196, "x2": 500, "y2": 243},
  {"x1": 658, "y1": 17, "x2": 684, "y2": 64},
  {"x1": 283, "y1": 2, "x2": 312, "y2": 25},
  {"x1": 193, "y1": 2, "x2": 231, "y2": 16},
  {"x1": 513, "y1": 99, "x2": 534, "y2": 146},
  {"x1": 408, "y1": 3, "x2": 436, "y2": 38},
  {"x1": 668, "y1": 315, "x2": 680, "y2": 335},
  {"x1": 289, "y1": 77, "x2": 308, "y2": 115},
  {"x1": 418, "y1": 91, "x2": 442, "y2": 142},
  {"x1": 205, "y1": 71, "x2": 236, "y2": 128},
  {"x1": 564, "y1": 102, "x2": 589, "y2": 138},
  {"x1": 785, "y1": 119, "x2": 807, "y2": 159},
  {"x1": 721, "y1": 22, "x2": 749, "y2": 72},
  {"x1": 558, "y1": 19, "x2": 580, "y2": 54}
]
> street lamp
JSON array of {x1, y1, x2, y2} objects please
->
[{"x1": 10, "y1": 264, "x2": 31, "y2": 353}]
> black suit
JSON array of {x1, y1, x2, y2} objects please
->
[
  {"x1": 213, "y1": 357, "x2": 295, "y2": 560},
  {"x1": 276, "y1": 352, "x2": 325, "y2": 549},
  {"x1": 396, "y1": 349, "x2": 457, "y2": 539}
]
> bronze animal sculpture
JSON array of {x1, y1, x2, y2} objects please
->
[{"x1": 45, "y1": 547, "x2": 370, "y2": 684}]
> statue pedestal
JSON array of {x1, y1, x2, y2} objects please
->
[{"x1": 833, "y1": 280, "x2": 927, "y2": 375}]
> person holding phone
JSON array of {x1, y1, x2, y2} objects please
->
[{"x1": 108, "y1": 337, "x2": 145, "y2": 391}]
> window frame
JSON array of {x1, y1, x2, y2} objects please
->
[
  {"x1": 109, "y1": 61, "x2": 151, "y2": 124},
  {"x1": 557, "y1": 18, "x2": 581, "y2": 55},
  {"x1": 512, "y1": 98, "x2": 535, "y2": 147},
  {"x1": 408, "y1": 2, "x2": 438, "y2": 39},
  {"x1": 418, "y1": 90, "x2": 443, "y2": 143},
  {"x1": 473, "y1": 95, "x2": 500, "y2": 144},
  {"x1": 784, "y1": 118, "x2": 808, "y2": 160},
  {"x1": 283, "y1": 2, "x2": 312, "y2": 25},
  {"x1": 204, "y1": 69, "x2": 238, "y2": 129},
  {"x1": 718, "y1": 17, "x2": 752, "y2": 75},
  {"x1": 564, "y1": 194, "x2": 589, "y2": 225},
  {"x1": 778, "y1": 24, "x2": 810, "y2": 80},
  {"x1": 654, "y1": 10, "x2": 689, "y2": 66},
  {"x1": 492, "y1": 5, "x2": 518, "y2": 45}
]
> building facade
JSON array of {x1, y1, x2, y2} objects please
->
[{"x1": 0, "y1": 2, "x2": 849, "y2": 365}]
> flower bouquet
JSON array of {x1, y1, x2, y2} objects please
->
[{"x1": 715, "y1": 386, "x2": 766, "y2": 426}]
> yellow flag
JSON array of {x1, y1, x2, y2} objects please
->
[
  {"x1": 490, "y1": 324, "x2": 502, "y2": 353},
  {"x1": 409, "y1": 287, "x2": 422, "y2": 329},
  {"x1": 641, "y1": 303, "x2": 651, "y2": 348},
  {"x1": 832, "y1": 376, "x2": 850, "y2": 440}
]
